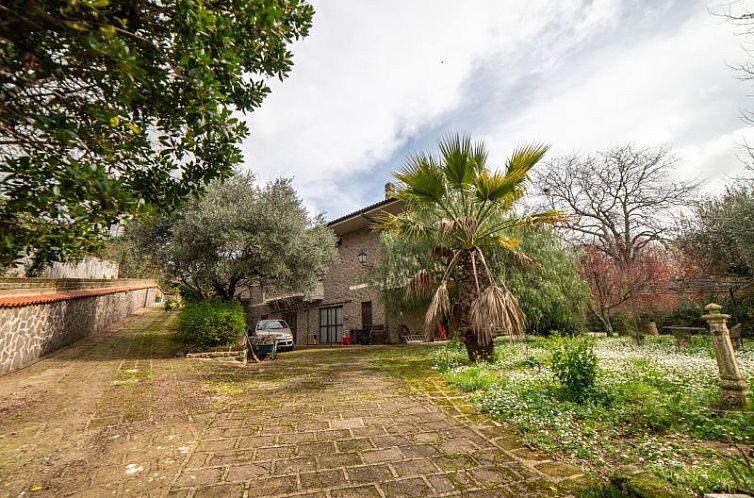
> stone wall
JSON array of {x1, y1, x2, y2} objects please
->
[
  {"x1": 0, "y1": 280, "x2": 159, "y2": 374},
  {"x1": 6, "y1": 256, "x2": 119, "y2": 279}
]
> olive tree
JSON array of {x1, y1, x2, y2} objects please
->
[{"x1": 125, "y1": 172, "x2": 336, "y2": 300}]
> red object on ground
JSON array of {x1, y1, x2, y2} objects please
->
[
  {"x1": 438, "y1": 324, "x2": 448, "y2": 340},
  {"x1": 342, "y1": 336, "x2": 351, "y2": 345}
]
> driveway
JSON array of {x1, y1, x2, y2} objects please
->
[{"x1": 0, "y1": 309, "x2": 584, "y2": 497}]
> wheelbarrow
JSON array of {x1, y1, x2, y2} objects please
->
[{"x1": 247, "y1": 332, "x2": 277, "y2": 360}]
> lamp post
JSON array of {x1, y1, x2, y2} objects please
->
[{"x1": 701, "y1": 303, "x2": 749, "y2": 410}]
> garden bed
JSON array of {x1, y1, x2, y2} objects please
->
[{"x1": 429, "y1": 335, "x2": 754, "y2": 496}]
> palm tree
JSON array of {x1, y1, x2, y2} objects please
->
[{"x1": 381, "y1": 134, "x2": 562, "y2": 361}]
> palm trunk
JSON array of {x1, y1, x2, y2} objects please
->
[{"x1": 459, "y1": 251, "x2": 494, "y2": 362}]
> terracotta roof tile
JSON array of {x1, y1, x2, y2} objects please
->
[{"x1": 0, "y1": 284, "x2": 157, "y2": 308}]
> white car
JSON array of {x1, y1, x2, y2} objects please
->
[{"x1": 254, "y1": 319, "x2": 295, "y2": 351}]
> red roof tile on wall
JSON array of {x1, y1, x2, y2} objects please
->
[{"x1": 0, "y1": 284, "x2": 157, "y2": 308}]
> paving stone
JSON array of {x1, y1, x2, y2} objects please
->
[
  {"x1": 336, "y1": 437, "x2": 375, "y2": 452},
  {"x1": 174, "y1": 467, "x2": 224, "y2": 487},
  {"x1": 193, "y1": 483, "x2": 245, "y2": 497},
  {"x1": 236, "y1": 434, "x2": 277, "y2": 448},
  {"x1": 299, "y1": 468, "x2": 348, "y2": 490},
  {"x1": 329, "y1": 418, "x2": 364, "y2": 429},
  {"x1": 347, "y1": 463, "x2": 394, "y2": 482},
  {"x1": 361, "y1": 446, "x2": 405, "y2": 464},
  {"x1": 225, "y1": 462, "x2": 273, "y2": 481},
  {"x1": 381, "y1": 477, "x2": 434, "y2": 497},
  {"x1": 535, "y1": 461, "x2": 582, "y2": 480},
  {"x1": 205, "y1": 450, "x2": 257, "y2": 466},
  {"x1": 317, "y1": 451, "x2": 362, "y2": 469},
  {"x1": 371, "y1": 434, "x2": 412, "y2": 448},
  {"x1": 0, "y1": 309, "x2": 583, "y2": 498},
  {"x1": 273, "y1": 456, "x2": 316, "y2": 475},
  {"x1": 401, "y1": 444, "x2": 440, "y2": 459},
  {"x1": 330, "y1": 484, "x2": 383, "y2": 498},
  {"x1": 392, "y1": 458, "x2": 439, "y2": 477},
  {"x1": 247, "y1": 475, "x2": 297, "y2": 496},
  {"x1": 427, "y1": 473, "x2": 457, "y2": 493}
]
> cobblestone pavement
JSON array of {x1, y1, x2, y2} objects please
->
[{"x1": 0, "y1": 309, "x2": 586, "y2": 497}]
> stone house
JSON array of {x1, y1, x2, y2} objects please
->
[{"x1": 240, "y1": 187, "x2": 423, "y2": 345}]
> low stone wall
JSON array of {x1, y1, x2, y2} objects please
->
[{"x1": 0, "y1": 280, "x2": 160, "y2": 374}]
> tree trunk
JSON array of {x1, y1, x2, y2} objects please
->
[
  {"x1": 601, "y1": 305, "x2": 615, "y2": 336},
  {"x1": 459, "y1": 251, "x2": 494, "y2": 362}
]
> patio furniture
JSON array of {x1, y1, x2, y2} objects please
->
[
  {"x1": 663, "y1": 326, "x2": 706, "y2": 349},
  {"x1": 399, "y1": 324, "x2": 429, "y2": 344}
]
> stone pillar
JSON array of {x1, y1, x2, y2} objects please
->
[{"x1": 701, "y1": 303, "x2": 749, "y2": 410}]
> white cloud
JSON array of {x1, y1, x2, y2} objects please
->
[
  {"x1": 676, "y1": 126, "x2": 754, "y2": 192},
  {"x1": 242, "y1": 0, "x2": 753, "y2": 217},
  {"x1": 242, "y1": 0, "x2": 623, "y2": 216},
  {"x1": 486, "y1": 6, "x2": 747, "y2": 156}
]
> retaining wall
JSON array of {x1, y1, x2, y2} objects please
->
[{"x1": 0, "y1": 279, "x2": 160, "y2": 374}]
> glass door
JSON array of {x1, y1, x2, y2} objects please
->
[{"x1": 319, "y1": 306, "x2": 343, "y2": 344}]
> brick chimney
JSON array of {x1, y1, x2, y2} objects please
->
[{"x1": 384, "y1": 182, "x2": 396, "y2": 199}]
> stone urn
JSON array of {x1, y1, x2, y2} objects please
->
[{"x1": 640, "y1": 319, "x2": 659, "y2": 336}]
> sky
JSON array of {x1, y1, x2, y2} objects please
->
[{"x1": 242, "y1": 0, "x2": 754, "y2": 220}]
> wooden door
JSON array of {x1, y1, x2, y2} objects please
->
[{"x1": 361, "y1": 301, "x2": 372, "y2": 330}]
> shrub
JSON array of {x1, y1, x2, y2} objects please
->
[
  {"x1": 445, "y1": 365, "x2": 501, "y2": 392},
  {"x1": 177, "y1": 300, "x2": 246, "y2": 350},
  {"x1": 430, "y1": 341, "x2": 468, "y2": 372},
  {"x1": 550, "y1": 335, "x2": 598, "y2": 402}
]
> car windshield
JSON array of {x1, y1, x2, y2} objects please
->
[{"x1": 257, "y1": 320, "x2": 288, "y2": 330}]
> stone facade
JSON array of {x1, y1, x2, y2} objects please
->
[
  {"x1": 0, "y1": 282, "x2": 159, "y2": 374},
  {"x1": 244, "y1": 198, "x2": 425, "y2": 345}
]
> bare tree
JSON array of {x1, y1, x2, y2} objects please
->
[{"x1": 535, "y1": 144, "x2": 697, "y2": 334}]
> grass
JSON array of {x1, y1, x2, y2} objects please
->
[{"x1": 420, "y1": 335, "x2": 754, "y2": 496}]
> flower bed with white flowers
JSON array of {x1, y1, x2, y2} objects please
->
[{"x1": 430, "y1": 334, "x2": 754, "y2": 496}]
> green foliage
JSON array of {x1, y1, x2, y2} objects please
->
[
  {"x1": 498, "y1": 228, "x2": 590, "y2": 335},
  {"x1": 445, "y1": 364, "x2": 502, "y2": 392},
  {"x1": 381, "y1": 134, "x2": 561, "y2": 360},
  {"x1": 125, "y1": 172, "x2": 337, "y2": 300},
  {"x1": 0, "y1": 0, "x2": 314, "y2": 272},
  {"x1": 429, "y1": 341, "x2": 468, "y2": 372},
  {"x1": 677, "y1": 183, "x2": 754, "y2": 277},
  {"x1": 177, "y1": 300, "x2": 246, "y2": 350},
  {"x1": 724, "y1": 446, "x2": 754, "y2": 494},
  {"x1": 427, "y1": 335, "x2": 754, "y2": 495},
  {"x1": 369, "y1": 233, "x2": 438, "y2": 317},
  {"x1": 550, "y1": 336, "x2": 599, "y2": 402}
]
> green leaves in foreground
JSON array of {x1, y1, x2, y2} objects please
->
[{"x1": 0, "y1": 0, "x2": 314, "y2": 272}]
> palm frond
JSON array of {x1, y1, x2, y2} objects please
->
[
  {"x1": 395, "y1": 153, "x2": 446, "y2": 204},
  {"x1": 406, "y1": 269, "x2": 432, "y2": 300},
  {"x1": 470, "y1": 140, "x2": 489, "y2": 176},
  {"x1": 377, "y1": 212, "x2": 432, "y2": 240},
  {"x1": 519, "y1": 209, "x2": 569, "y2": 228},
  {"x1": 437, "y1": 218, "x2": 455, "y2": 235},
  {"x1": 438, "y1": 134, "x2": 477, "y2": 188},
  {"x1": 424, "y1": 281, "x2": 450, "y2": 333},
  {"x1": 457, "y1": 216, "x2": 478, "y2": 241},
  {"x1": 506, "y1": 143, "x2": 550, "y2": 175},
  {"x1": 469, "y1": 285, "x2": 526, "y2": 343},
  {"x1": 473, "y1": 169, "x2": 527, "y2": 203}
]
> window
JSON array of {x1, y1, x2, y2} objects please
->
[
  {"x1": 256, "y1": 320, "x2": 288, "y2": 330},
  {"x1": 319, "y1": 306, "x2": 343, "y2": 344}
]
